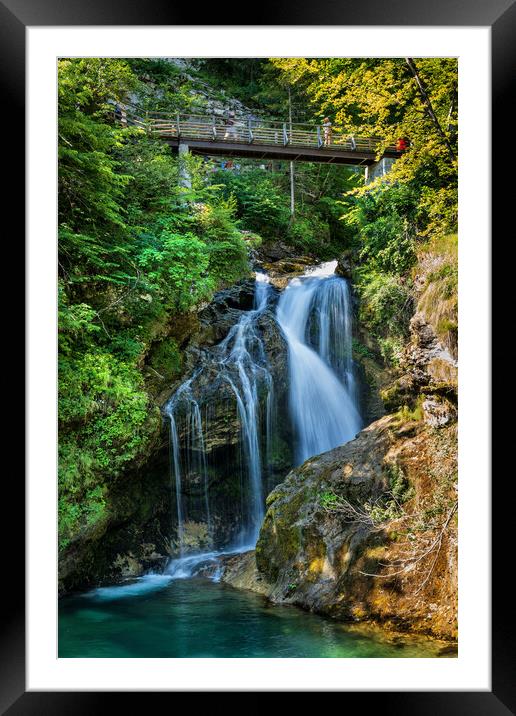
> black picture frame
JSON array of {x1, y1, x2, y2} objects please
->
[{"x1": 3, "y1": 0, "x2": 509, "y2": 710}]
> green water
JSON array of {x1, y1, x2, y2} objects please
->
[{"x1": 59, "y1": 575, "x2": 456, "y2": 658}]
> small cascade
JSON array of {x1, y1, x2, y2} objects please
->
[
  {"x1": 276, "y1": 261, "x2": 362, "y2": 465},
  {"x1": 166, "y1": 377, "x2": 208, "y2": 556},
  {"x1": 164, "y1": 272, "x2": 273, "y2": 557},
  {"x1": 165, "y1": 543, "x2": 251, "y2": 581},
  {"x1": 217, "y1": 272, "x2": 271, "y2": 546}
]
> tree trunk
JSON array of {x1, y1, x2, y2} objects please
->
[{"x1": 405, "y1": 58, "x2": 456, "y2": 161}]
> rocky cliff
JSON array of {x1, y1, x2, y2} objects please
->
[
  {"x1": 220, "y1": 248, "x2": 458, "y2": 641},
  {"x1": 59, "y1": 276, "x2": 290, "y2": 593},
  {"x1": 222, "y1": 408, "x2": 457, "y2": 640}
]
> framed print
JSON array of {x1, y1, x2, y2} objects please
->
[{"x1": 2, "y1": 0, "x2": 510, "y2": 710}]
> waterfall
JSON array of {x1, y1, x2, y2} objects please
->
[
  {"x1": 164, "y1": 260, "x2": 362, "y2": 575},
  {"x1": 166, "y1": 377, "x2": 207, "y2": 556},
  {"x1": 217, "y1": 273, "x2": 271, "y2": 546},
  {"x1": 164, "y1": 273, "x2": 273, "y2": 558},
  {"x1": 312, "y1": 270, "x2": 357, "y2": 405},
  {"x1": 276, "y1": 261, "x2": 362, "y2": 466}
]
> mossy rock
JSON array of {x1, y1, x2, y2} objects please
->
[{"x1": 380, "y1": 374, "x2": 419, "y2": 412}]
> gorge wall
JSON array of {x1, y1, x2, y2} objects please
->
[{"x1": 59, "y1": 247, "x2": 458, "y2": 644}]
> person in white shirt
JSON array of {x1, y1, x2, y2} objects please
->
[
  {"x1": 224, "y1": 111, "x2": 237, "y2": 141},
  {"x1": 322, "y1": 117, "x2": 332, "y2": 146}
]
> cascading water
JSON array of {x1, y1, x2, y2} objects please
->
[
  {"x1": 166, "y1": 376, "x2": 210, "y2": 557},
  {"x1": 164, "y1": 260, "x2": 362, "y2": 580},
  {"x1": 164, "y1": 272, "x2": 273, "y2": 571},
  {"x1": 312, "y1": 268, "x2": 357, "y2": 406},
  {"x1": 276, "y1": 261, "x2": 362, "y2": 466},
  {"x1": 217, "y1": 272, "x2": 271, "y2": 547}
]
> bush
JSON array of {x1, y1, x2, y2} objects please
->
[
  {"x1": 138, "y1": 231, "x2": 213, "y2": 311},
  {"x1": 214, "y1": 169, "x2": 291, "y2": 239},
  {"x1": 345, "y1": 183, "x2": 418, "y2": 275},
  {"x1": 58, "y1": 350, "x2": 159, "y2": 548},
  {"x1": 357, "y1": 270, "x2": 412, "y2": 337}
]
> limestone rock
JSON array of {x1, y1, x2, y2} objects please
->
[
  {"x1": 335, "y1": 251, "x2": 353, "y2": 279},
  {"x1": 220, "y1": 550, "x2": 271, "y2": 595},
  {"x1": 259, "y1": 256, "x2": 314, "y2": 289},
  {"x1": 422, "y1": 396, "x2": 457, "y2": 428},
  {"x1": 227, "y1": 414, "x2": 460, "y2": 641}
]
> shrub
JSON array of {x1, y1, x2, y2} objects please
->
[{"x1": 357, "y1": 270, "x2": 412, "y2": 337}]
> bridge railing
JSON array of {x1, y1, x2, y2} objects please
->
[{"x1": 123, "y1": 107, "x2": 396, "y2": 154}]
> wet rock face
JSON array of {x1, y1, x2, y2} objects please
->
[
  {"x1": 220, "y1": 550, "x2": 271, "y2": 595},
  {"x1": 255, "y1": 416, "x2": 393, "y2": 587},
  {"x1": 335, "y1": 251, "x2": 353, "y2": 279},
  {"x1": 251, "y1": 414, "x2": 458, "y2": 640},
  {"x1": 164, "y1": 278, "x2": 293, "y2": 551},
  {"x1": 406, "y1": 312, "x2": 457, "y2": 385},
  {"x1": 197, "y1": 280, "x2": 256, "y2": 345},
  {"x1": 379, "y1": 310, "x2": 458, "y2": 418},
  {"x1": 255, "y1": 241, "x2": 306, "y2": 264},
  {"x1": 258, "y1": 256, "x2": 314, "y2": 289}
]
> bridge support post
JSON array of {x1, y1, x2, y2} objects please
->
[
  {"x1": 365, "y1": 157, "x2": 395, "y2": 184},
  {"x1": 178, "y1": 142, "x2": 192, "y2": 191}
]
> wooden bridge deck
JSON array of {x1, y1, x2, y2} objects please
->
[{"x1": 124, "y1": 109, "x2": 401, "y2": 166}]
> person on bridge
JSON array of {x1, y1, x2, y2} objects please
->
[
  {"x1": 224, "y1": 111, "x2": 237, "y2": 141},
  {"x1": 322, "y1": 117, "x2": 332, "y2": 146}
]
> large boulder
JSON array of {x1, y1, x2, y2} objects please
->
[
  {"x1": 243, "y1": 413, "x2": 458, "y2": 640},
  {"x1": 259, "y1": 256, "x2": 314, "y2": 289}
]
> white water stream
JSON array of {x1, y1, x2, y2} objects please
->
[
  {"x1": 276, "y1": 261, "x2": 362, "y2": 465},
  {"x1": 164, "y1": 260, "x2": 362, "y2": 577}
]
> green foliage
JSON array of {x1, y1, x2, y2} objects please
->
[
  {"x1": 319, "y1": 491, "x2": 341, "y2": 509},
  {"x1": 214, "y1": 169, "x2": 291, "y2": 238},
  {"x1": 271, "y1": 57, "x2": 458, "y2": 189},
  {"x1": 148, "y1": 339, "x2": 182, "y2": 379},
  {"x1": 138, "y1": 231, "x2": 213, "y2": 310},
  {"x1": 351, "y1": 338, "x2": 375, "y2": 361},
  {"x1": 58, "y1": 58, "x2": 253, "y2": 552},
  {"x1": 58, "y1": 348, "x2": 159, "y2": 549},
  {"x1": 387, "y1": 464, "x2": 415, "y2": 503},
  {"x1": 58, "y1": 283, "x2": 100, "y2": 354},
  {"x1": 345, "y1": 183, "x2": 418, "y2": 274},
  {"x1": 376, "y1": 337, "x2": 406, "y2": 367},
  {"x1": 355, "y1": 269, "x2": 412, "y2": 365},
  {"x1": 194, "y1": 197, "x2": 251, "y2": 284},
  {"x1": 358, "y1": 270, "x2": 411, "y2": 337},
  {"x1": 213, "y1": 163, "x2": 357, "y2": 257},
  {"x1": 58, "y1": 58, "x2": 137, "y2": 116},
  {"x1": 115, "y1": 135, "x2": 180, "y2": 219},
  {"x1": 287, "y1": 213, "x2": 330, "y2": 255},
  {"x1": 270, "y1": 58, "x2": 458, "y2": 367},
  {"x1": 58, "y1": 116, "x2": 130, "y2": 239}
]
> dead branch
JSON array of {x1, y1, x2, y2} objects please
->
[{"x1": 358, "y1": 501, "x2": 458, "y2": 591}]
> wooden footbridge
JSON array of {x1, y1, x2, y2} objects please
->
[{"x1": 123, "y1": 107, "x2": 401, "y2": 166}]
